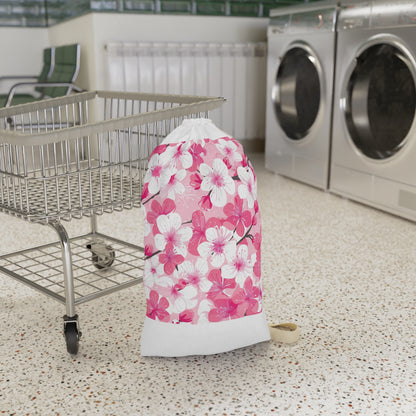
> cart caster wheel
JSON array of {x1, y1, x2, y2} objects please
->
[
  {"x1": 86, "y1": 242, "x2": 115, "y2": 270},
  {"x1": 64, "y1": 315, "x2": 81, "y2": 355},
  {"x1": 92, "y1": 249, "x2": 115, "y2": 269}
]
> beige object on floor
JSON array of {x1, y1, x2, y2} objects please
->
[{"x1": 268, "y1": 323, "x2": 300, "y2": 344}]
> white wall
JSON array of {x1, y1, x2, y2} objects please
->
[
  {"x1": 1, "y1": 13, "x2": 267, "y2": 92},
  {"x1": 1, "y1": 13, "x2": 268, "y2": 92},
  {"x1": 92, "y1": 13, "x2": 268, "y2": 90},
  {"x1": 47, "y1": 13, "x2": 268, "y2": 144},
  {"x1": 0, "y1": 27, "x2": 49, "y2": 93},
  {"x1": 47, "y1": 13, "x2": 268, "y2": 91},
  {"x1": 47, "y1": 13, "x2": 95, "y2": 91}
]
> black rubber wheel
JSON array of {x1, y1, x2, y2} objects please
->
[
  {"x1": 92, "y1": 247, "x2": 115, "y2": 269},
  {"x1": 65, "y1": 322, "x2": 80, "y2": 355}
]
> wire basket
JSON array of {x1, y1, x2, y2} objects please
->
[{"x1": 0, "y1": 90, "x2": 225, "y2": 224}]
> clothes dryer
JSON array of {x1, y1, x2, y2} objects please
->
[
  {"x1": 265, "y1": 1, "x2": 338, "y2": 189},
  {"x1": 331, "y1": 0, "x2": 416, "y2": 221}
]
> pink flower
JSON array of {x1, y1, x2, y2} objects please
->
[
  {"x1": 253, "y1": 232, "x2": 262, "y2": 250},
  {"x1": 165, "y1": 170, "x2": 186, "y2": 200},
  {"x1": 190, "y1": 173, "x2": 202, "y2": 190},
  {"x1": 207, "y1": 269, "x2": 236, "y2": 301},
  {"x1": 199, "y1": 194, "x2": 213, "y2": 211},
  {"x1": 179, "y1": 309, "x2": 194, "y2": 323},
  {"x1": 159, "y1": 243, "x2": 184, "y2": 275},
  {"x1": 188, "y1": 211, "x2": 221, "y2": 256},
  {"x1": 223, "y1": 196, "x2": 252, "y2": 237},
  {"x1": 144, "y1": 245, "x2": 153, "y2": 257},
  {"x1": 141, "y1": 182, "x2": 149, "y2": 201},
  {"x1": 146, "y1": 290, "x2": 170, "y2": 322},
  {"x1": 208, "y1": 298, "x2": 241, "y2": 322},
  {"x1": 231, "y1": 277, "x2": 261, "y2": 316},
  {"x1": 146, "y1": 198, "x2": 176, "y2": 234},
  {"x1": 241, "y1": 153, "x2": 248, "y2": 167},
  {"x1": 223, "y1": 157, "x2": 232, "y2": 170},
  {"x1": 189, "y1": 143, "x2": 206, "y2": 172},
  {"x1": 253, "y1": 251, "x2": 261, "y2": 278},
  {"x1": 154, "y1": 144, "x2": 168, "y2": 155}
]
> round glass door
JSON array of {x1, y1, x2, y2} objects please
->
[
  {"x1": 273, "y1": 46, "x2": 321, "y2": 141},
  {"x1": 345, "y1": 43, "x2": 416, "y2": 160}
]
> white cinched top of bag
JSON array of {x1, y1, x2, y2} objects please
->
[{"x1": 162, "y1": 118, "x2": 229, "y2": 145}]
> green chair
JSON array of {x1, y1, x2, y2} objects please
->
[
  {"x1": 0, "y1": 47, "x2": 55, "y2": 107},
  {"x1": 2, "y1": 44, "x2": 82, "y2": 107}
]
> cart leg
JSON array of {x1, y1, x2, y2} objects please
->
[
  {"x1": 50, "y1": 221, "x2": 76, "y2": 317},
  {"x1": 90, "y1": 211, "x2": 97, "y2": 235},
  {"x1": 49, "y1": 220, "x2": 81, "y2": 355}
]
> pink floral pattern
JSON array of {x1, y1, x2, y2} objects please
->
[{"x1": 142, "y1": 133, "x2": 263, "y2": 325}]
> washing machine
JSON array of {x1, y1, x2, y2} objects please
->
[
  {"x1": 265, "y1": 1, "x2": 338, "y2": 190},
  {"x1": 330, "y1": 0, "x2": 416, "y2": 221}
]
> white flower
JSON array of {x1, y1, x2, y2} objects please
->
[
  {"x1": 157, "y1": 273, "x2": 198, "y2": 312},
  {"x1": 222, "y1": 244, "x2": 254, "y2": 286},
  {"x1": 155, "y1": 213, "x2": 192, "y2": 256},
  {"x1": 143, "y1": 256, "x2": 164, "y2": 288},
  {"x1": 197, "y1": 299, "x2": 212, "y2": 324},
  {"x1": 165, "y1": 169, "x2": 186, "y2": 200},
  {"x1": 142, "y1": 206, "x2": 151, "y2": 236},
  {"x1": 237, "y1": 166, "x2": 257, "y2": 209},
  {"x1": 144, "y1": 219, "x2": 151, "y2": 237},
  {"x1": 144, "y1": 153, "x2": 175, "y2": 195},
  {"x1": 178, "y1": 259, "x2": 212, "y2": 293},
  {"x1": 216, "y1": 139, "x2": 242, "y2": 164},
  {"x1": 159, "y1": 142, "x2": 192, "y2": 169},
  {"x1": 200, "y1": 159, "x2": 235, "y2": 207},
  {"x1": 198, "y1": 226, "x2": 236, "y2": 268}
]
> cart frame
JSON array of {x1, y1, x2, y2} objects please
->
[{"x1": 0, "y1": 91, "x2": 225, "y2": 354}]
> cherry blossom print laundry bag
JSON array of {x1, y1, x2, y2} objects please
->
[{"x1": 140, "y1": 118, "x2": 270, "y2": 356}]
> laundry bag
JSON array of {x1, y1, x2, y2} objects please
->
[{"x1": 140, "y1": 118, "x2": 270, "y2": 356}]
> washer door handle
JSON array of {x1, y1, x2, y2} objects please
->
[{"x1": 316, "y1": 13, "x2": 324, "y2": 29}]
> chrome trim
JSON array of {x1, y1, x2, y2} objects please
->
[
  {"x1": 272, "y1": 41, "x2": 326, "y2": 144},
  {"x1": 270, "y1": 0, "x2": 339, "y2": 18}
]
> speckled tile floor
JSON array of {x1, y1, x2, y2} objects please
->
[{"x1": 1, "y1": 153, "x2": 416, "y2": 415}]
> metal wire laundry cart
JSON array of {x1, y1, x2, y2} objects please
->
[{"x1": 0, "y1": 91, "x2": 225, "y2": 354}]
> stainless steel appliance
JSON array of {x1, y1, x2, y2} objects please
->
[
  {"x1": 330, "y1": 0, "x2": 416, "y2": 221},
  {"x1": 265, "y1": 1, "x2": 338, "y2": 189}
]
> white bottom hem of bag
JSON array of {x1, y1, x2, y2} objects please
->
[{"x1": 141, "y1": 312, "x2": 271, "y2": 357}]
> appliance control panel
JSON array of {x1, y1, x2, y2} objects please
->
[
  {"x1": 339, "y1": 1, "x2": 416, "y2": 30},
  {"x1": 269, "y1": 7, "x2": 337, "y2": 35}
]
